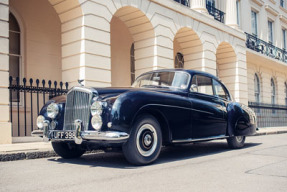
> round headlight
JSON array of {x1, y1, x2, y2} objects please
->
[
  {"x1": 47, "y1": 103, "x2": 59, "y2": 119},
  {"x1": 91, "y1": 115, "x2": 102, "y2": 131},
  {"x1": 91, "y1": 101, "x2": 103, "y2": 116},
  {"x1": 37, "y1": 115, "x2": 45, "y2": 129}
]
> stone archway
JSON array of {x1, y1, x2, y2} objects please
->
[
  {"x1": 111, "y1": 6, "x2": 155, "y2": 86},
  {"x1": 173, "y1": 28, "x2": 203, "y2": 70}
]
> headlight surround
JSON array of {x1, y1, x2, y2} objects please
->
[
  {"x1": 47, "y1": 103, "x2": 59, "y2": 119},
  {"x1": 36, "y1": 115, "x2": 45, "y2": 129},
  {"x1": 91, "y1": 101, "x2": 103, "y2": 116},
  {"x1": 91, "y1": 115, "x2": 102, "y2": 131}
]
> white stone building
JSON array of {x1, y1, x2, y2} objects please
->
[{"x1": 0, "y1": 0, "x2": 286, "y2": 144}]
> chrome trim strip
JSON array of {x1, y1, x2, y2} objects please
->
[
  {"x1": 144, "y1": 104, "x2": 214, "y2": 115},
  {"x1": 81, "y1": 131, "x2": 129, "y2": 141},
  {"x1": 172, "y1": 135, "x2": 228, "y2": 143}
]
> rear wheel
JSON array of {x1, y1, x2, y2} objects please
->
[
  {"x1": 227, "y1": 136, "x2": 246, "y2": 149},
  {"x1": 123, "y1": 115, "x2": 162, "y2": 165},
  {"x1": 52, "y1": 142, "x2": 86, "y2": 159}
]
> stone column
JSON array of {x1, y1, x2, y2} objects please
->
[
  {"x1": 0, "y1": 0, "x2": 12, "y2": 144},
  {"x1": 191, "y1": 0, "x2": 208, "y2": 14},
  {"x1": 225, "y1": 0, "x2": 238, "y2": 28}
]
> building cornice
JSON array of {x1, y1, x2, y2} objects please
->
[
  {"x1": 269, "y1": 0, "x2": 276, "y2": 5},
  {"x1": 265, "y1": 5, "x2": 279, "y2": 16},
  {"x1": 251, "y1": 0, "x2": 264, "y2": 7},
  {"x1": 280, "y1": 14, "x2": 287, "y2": 24},
  {"x1": 280, "y1": 6, "x2": 287, "y2": 14}
]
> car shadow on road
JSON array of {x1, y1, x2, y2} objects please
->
[{"x1": 47, "y1": 141, "x2": 261, "y2": 169}]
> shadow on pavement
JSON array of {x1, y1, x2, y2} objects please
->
[{"x1": 47, "y1": 141, "x2": 261, "y2": 169}]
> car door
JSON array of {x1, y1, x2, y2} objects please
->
[{"x1": 188, "y1": 75, "x2": 226, "y2": 139}]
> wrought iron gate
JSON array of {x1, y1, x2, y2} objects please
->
[{"x1": 8, "y1": 77, "x2": 69, "y2": 137}]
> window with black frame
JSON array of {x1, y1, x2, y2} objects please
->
[
  {"x1": 213, "y1": 80, "x2": 229, "y2": 100},
  {"x1": 191, "y1": 75, "x2": 213, "y2": 96}
]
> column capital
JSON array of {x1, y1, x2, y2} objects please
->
[{"x1": 191, "y1": 0, "x2": 208, "y2": 14}]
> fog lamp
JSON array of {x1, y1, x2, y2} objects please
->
[{"x1": 36, "y1": 115, "x2": 45, "y2": 129}]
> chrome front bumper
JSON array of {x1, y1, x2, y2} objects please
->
[{"x1": 31, "y1": 120, "x2": 129, "y2": 144}]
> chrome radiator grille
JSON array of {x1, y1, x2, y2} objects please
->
[{"x1": 63, "y1": 88, "x2": 93, "y2": 131}]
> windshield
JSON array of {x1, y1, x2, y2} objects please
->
[{"x1": 132, "y1": 71, "x2": 190, "y2": 90}]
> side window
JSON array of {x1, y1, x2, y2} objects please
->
[
  {"x1": 191, "y1": 75, "x2": 213, "y2": 95},
  {"x1": 213, "y1": 80, "x2": 229, "y2": 100}
]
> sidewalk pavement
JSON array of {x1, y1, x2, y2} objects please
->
[{"x1": 1, "y1": 127, "x2": 287, "y2": 162}]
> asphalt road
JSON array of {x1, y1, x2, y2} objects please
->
[{"x1": 1, "y1": 134, "x2": 287, "y2": 192}]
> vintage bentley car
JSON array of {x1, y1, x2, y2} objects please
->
[{"x1": 32, "y1": 69, "x2": 257, "y2": 165}]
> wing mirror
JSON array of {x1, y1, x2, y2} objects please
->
[{"x1": 191, "y1": 84, "x2": 198, "y2": 92}]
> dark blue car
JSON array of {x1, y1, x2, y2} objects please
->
[{"x1": 32, "y1": 69, "x2": 257, "y2": 165}]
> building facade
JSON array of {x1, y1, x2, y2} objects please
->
[{"x1": 0, "y1": 0, "x2": 286, "y2": 144}]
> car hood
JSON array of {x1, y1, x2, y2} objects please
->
[
  {"x1": 95, "y1": 87, "x2": 187, "y2": 99},
  {"x1": 50, "y1": 86, "x2": 188, "y2": 105}
]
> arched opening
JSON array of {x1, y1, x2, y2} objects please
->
[
  {"x1": 111, "y1": 6, "x2": 155, "y2": 87},
  {"x1": 216, "y1": 42, "x2": 237, "y2": 99},
  {"x1": 9, "y1": 0, "x2": 62, "y2": 137},
  {"x1": 173, "y1": 28, "x2": 203, "y2": 70},
  {"x1": 9, "y1": 0, "x2": 62, "y2": 81},
  {"x1": 254, "y1": 73, "x2": 260, "y2": 103}
]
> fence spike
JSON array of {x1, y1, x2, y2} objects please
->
[
  {"x1": 65, "y1": 82, "x2": 69, "y2": 90},
  {"x1": 36, "y1": 79, "x2": 40, "y2": 87},
  {"x1": 42, "y1": 79, "x2": 45, "y2": 87},
  {"x1": 29, "y1": 78, "x2": 33, "y2": 86},
  {"x1": 48, "y1": 80, "x2": 52, "y2": 88},
  {"x1": 23, "y1": 78, "x2": 27, "y2": 87},
  {"x1": 9, "y1": 76, "x2": 13, "y2": 85}
]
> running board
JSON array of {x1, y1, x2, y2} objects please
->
[{"x1": 172, "y1": 135, "x2": 228, "y2": 144}]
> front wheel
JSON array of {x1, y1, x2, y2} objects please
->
[
  {"x1": 52, "y1": 142, "x2": 86, "y2": 159},
  {"x1": 123, "y1": 115, "x2": 162, "y2": 165},
  {"x1": 227, "y1": 136, "x2": 246, "y2": 149}
]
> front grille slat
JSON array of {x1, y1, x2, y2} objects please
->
[{"x1": 63, "y1": 88, "x2": 93, "y2": 131}]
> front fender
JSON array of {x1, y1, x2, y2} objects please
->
[{"x1": 227, "y1": 102, "x2": 257, "y2": 136}]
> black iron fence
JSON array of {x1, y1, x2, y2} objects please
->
[
  {"x1": 8, "y1": 77, "x2": 69, "y2": 137},
  {"x1": 206, "y1": 4, "x2": 225, "y2": 23},
  {"x1": 174, "y1": 0, "x2": 190, "y2": 7},
  {"x1": 246, "y1": 33, "x2": 287, "y2": 63},
  {"x1": 248, "y1": 102, "x2": 287, "y2": 128}
]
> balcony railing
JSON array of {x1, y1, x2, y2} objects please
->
[
  {"x1": 246, "y1": 33, "x2": 287, "y2": 63},
  {"x1": 206, "y1": 4, "x2": 225, "y2": 23},
  {"x1": 174, "y1": 0, "x2": 190, "y2": 7}
]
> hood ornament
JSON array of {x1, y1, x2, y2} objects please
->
[{"x1": 78, "y1": 79, "x2": 84, "y2": 86}]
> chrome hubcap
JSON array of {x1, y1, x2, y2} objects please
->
[
  {"x1": 136, "y1": 124, "x2": 158, "y2": 157},
  {"x1": 144, "y1": 134, "x2": 152, "y2": 146},
  {"x1": 235, "y1": 136, "x2": 243, "y2": 143}
]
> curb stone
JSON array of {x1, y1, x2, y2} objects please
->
[{"x1": 0, "y1": 150, "x2": 57, "y2": 162}]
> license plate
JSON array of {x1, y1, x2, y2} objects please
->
[{"x1": 51, "y1": 131, "x2": 75, "y2": 140}]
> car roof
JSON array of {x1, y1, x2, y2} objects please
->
[{"x1": 140, "y1": 69, "x2": 219, "y2": 80}]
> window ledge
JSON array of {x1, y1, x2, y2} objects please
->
[{"x1": 280, "y1": 6, "x2": 287, "y2": 14}]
